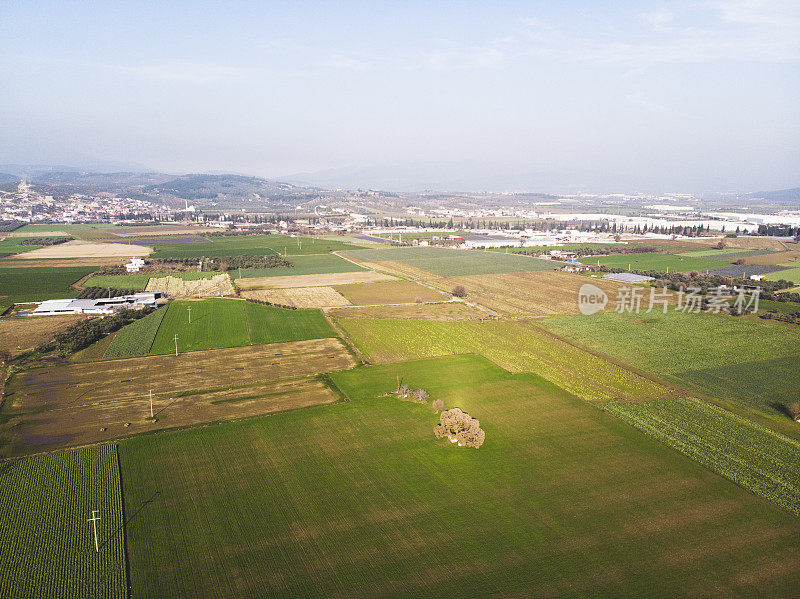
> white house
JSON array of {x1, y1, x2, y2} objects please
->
[{"x1": 125, "y1": 257, "x2": 145, "y2": 273}]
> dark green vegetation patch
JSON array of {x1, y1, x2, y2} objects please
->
[
  {"x1": 0, "y1": 445, "x2": 127, "y2": 598},
  {"x1": 0, "y1": 266, "x2": 96, "y2": 304},
  {"x1": 105, "y1": 306, "x2": 168, "y2": 357},
  {"x1": 230, "y1": 253, "x2": 366, "y2": 278},
  {"x1": 149, "y1": 235, "x2": 361, "y2": 259}
]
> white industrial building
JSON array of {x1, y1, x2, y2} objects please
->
[{"x1": 32, "y1": 292, "x2": 165, "y2": 315}]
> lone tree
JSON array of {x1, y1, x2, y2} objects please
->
[
  {"x1": 432, "y1": 399, "x2": 444, "y2": 413},
  {"x1": 788, "y1": 401, "x2": 800, "y2": 422},
  {"x1": 433, "y1": 407, "x2": 485, "y2": 448},
  {"x1": 452, "y1": 285, "x2": 467, "y2": 298}
]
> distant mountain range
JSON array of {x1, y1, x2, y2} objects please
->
[{"x1": 0, "y1": 169, "x2": 323, "y2": 211}]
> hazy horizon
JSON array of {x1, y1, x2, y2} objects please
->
[{"x1": 1, "y1": 1, "x2": 798, "y2": 194}]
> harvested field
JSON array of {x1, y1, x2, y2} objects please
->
[
  {"x1": 0, "y1": 338, "x2": 354, "y2": 456},
  {"x1": 15, "y1": 239, "x2": 152, "y2": 258},
  {"x1": 84, "y1": 271, "x2": 219, "y2": 291},
  {"x1": 326, "y1": 301, "x2": 484, "y2": 320},
  {"x1": 241, "y1": 287, "x2": 351, "y2": 308},
  {"x1": 0, "y1": 315, "x2": 82, "y2": 357},
  {"x1": 333, "y1": 280, "x2": 446, "y2": 305},
  {"x1": 744, "y1": 250, "x2": 800, "y2": 266},
  {"x1": 235, "y1": 270, "x2": 394, "y2": 290},
  {"x1": 440, "y1": 270, "x2": 622, "y2": 315},
  {"x1": 145, "y1": 273, "x2": 234, "y2": 297},
  {"x1": 340, "y1": 256, "x2": 444, "y2": 283}
]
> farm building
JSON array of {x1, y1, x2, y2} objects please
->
[
  {"x1": 32, "y1": 292, "x2": 165, "y2": 315},
  {"x1": 125, "y1": 257, "x2": 146, "y2": 272}
]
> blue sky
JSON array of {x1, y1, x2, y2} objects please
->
[{"x1": 1, "y1": 1, "x2": 798, "y2": 192}]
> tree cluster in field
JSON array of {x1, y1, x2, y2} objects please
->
[
  {"x1": 0, "y1": 220, "x2": 24, "y2": 232},
  {"x1": 18, "y1": 236, "x2": 71, "y2": 246},
  {"x1": 76, "y1": 286, "x2": 140, "y2": 299},
  {"x1": 395, "y1": 384, "x2": 429, "y2": 403},
  {"x1": 451, "y1": 285, "x2": 467, "y2": 298},
  {"x1": 598, "y1": 266, "x2": 795, "y2": 295},
  {"x1": 202, "y1": 255, "x2": 293, "y2": 271},
  {"x1": 759, "y1": 311, "x2": 800, "y2": 326},
  {"x1": 434, "y1": 408, "x2": 485, "y2": 448},
  {"x1": 30, "y1": 307, "x2": 157, "y2": 358},
  {"x1": 242, "y1": 297, "x2": 297, "y2": 310}
]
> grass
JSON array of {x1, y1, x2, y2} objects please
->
[
  {"x1": 0, "y1": 445, "x2": 127, "y2": 598},
  {"x1": 605, "y1": 397, "x2": 800, "y2": 515},
  {"x1": 230, "y1": 253, "x2": 365, "y2": 278},
  {"x1": 766, "y1": 265, "x2": 800, "y2": 283},
  {"x1": 335, "y1": 317, "x2": 675, "y2": 403},
  {"x1": 149, "y1": 235, "x2": 362, "y2": 259},
  {"x1": 104, "y1": 306, "x2": 167, "y2": 357},
  {"x1": 343, "y1": 246, "x2": 558, "y2": 276},
  {"x1": 581, "y1": 252, "x2": 730, "y2": 272},
  {"x1": 147, "y1": 298, "x2": 335, "y2": 354},
  {"x1": 119, "y1": 354, "x2": 800, "y2": 597},
  {"x1": 539, "y1": 310, "x2": 800, "y2": 433},
  {"x1": 0, "y1": 266, "x2": 96, "y2": 303}
]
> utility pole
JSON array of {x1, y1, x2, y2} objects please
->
[
  {"x1": 87, "y1": 510, "x2": 100, "y2": 552},
  {"x1": 187, "y1": 306, "x2": 191, "y2": 324},
  {"x1": 149, "y1": 389, "x2": 153, "y2": 418},
  {"x1": 173, "y1": 334, "x2": 179, "y2": 357}
]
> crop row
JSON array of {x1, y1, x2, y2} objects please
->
[
  {"x1": 0, "y1": 445, "x2": 127, "y2": 598},
  {"x1": 604, "y1": 397, "x2": 800, "y2": 515},
  {"x1": 105, "y1": 305, "x2": 167, "y2": 357}
]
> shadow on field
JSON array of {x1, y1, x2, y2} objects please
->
[{"x1": 101, "y1": 491, "x2": 160, "y2": 550}]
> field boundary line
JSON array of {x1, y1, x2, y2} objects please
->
[
  {"x1": 325, "y1": 315, "x2": 367, "y2": 364},
  {"x1": 527, "y1": 321, "x2": 695, "y2": 400},
  {"x1": 114, "y1": 444, "x2": 133, "y2": 599}
]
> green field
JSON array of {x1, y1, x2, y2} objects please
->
[
  {"x1": 677, "y1": 248, "x2": 770, "y2": 259},
  {"x1": 766, "y1": 265, "x2": 800, "y2": 283},
  {"x1": 118, "y1": 355, "x2": 800, "y2": 597},
  {"x1": 0, "y1": 445, "x2": 127, "y2": 598},
  {"x1": 105, "y1": 306, "x2": 168, "y2": 357},
  {"x1": 581, "y1": 252, "x2": 730, "y2": 272},
  {"x1": 148, "y1": 298, "x2": 335, "y2": 354},
  {"x1": 334, "y1": 317, "x2": 674, "y2": 403},
  {"x1": 230, "y1": 253, "x2": 365, "y2": 278},
  {"x1": 149, "y1": 235, "x2": 362, "y2": 259},
  {"x1": 343, "y1": 247, "x2": 557, "y2": 276},
  {"x1": 84, "y1": 271, "x2": 219, "y2": 290},
  {"x1": 605, "y1": 397, "x2": 800, "y2": 515},
  {"x1": 0, "y1": 266, "x2": 96, "y2": 304},
  {"x1": 539, "y1": 310, "x2": 800, "y2": 430}
]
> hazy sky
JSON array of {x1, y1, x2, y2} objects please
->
[{"x1": 1, "y1": 1, "x2": 798, "y2": 193}]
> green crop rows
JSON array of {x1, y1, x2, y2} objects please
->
[
  {"x1": 105, "y1": 306, "x2": 168, "y2": 357},
  {"x1": 0, "y1": 445, "x2": 127, "y2": 598},
  {"x1": 605, "y1": 398, "x2": 800, "y2": 515},
  {"x1": 145, "y1": 298, "x2": 335, "y2": 354}
]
